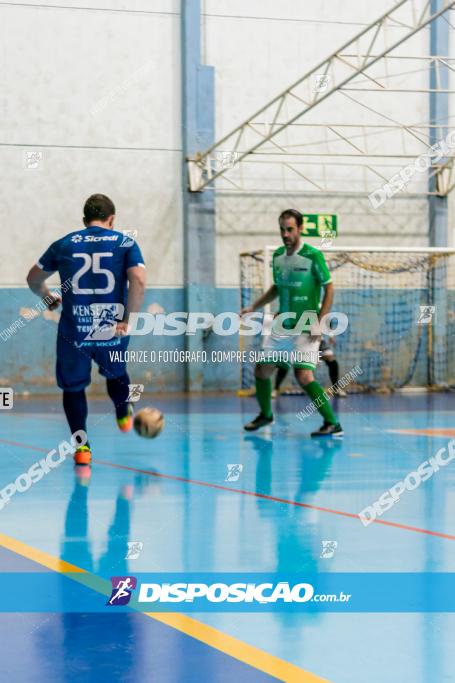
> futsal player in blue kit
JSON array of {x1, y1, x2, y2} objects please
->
[{"x1": 26, "y1": 194, "x2": 146, "y2": 465}]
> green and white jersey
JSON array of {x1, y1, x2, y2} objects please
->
[{"x1": 272, "y1": 243, "x2": 332, "y2": 330}]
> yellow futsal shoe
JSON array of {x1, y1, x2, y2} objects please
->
[
  {"x1": 117, "y1": 404, "x2": 134, "y2": 433},
  {"x1": 74, "y1": 444, "x2": 92, "y2": 466}
]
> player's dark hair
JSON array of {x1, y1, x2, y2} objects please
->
[
  {"x1": 83, "y1": 194, "x2": 115, "y2": 224},
  {"x1": 279, "y1": 209, "x2": 303, "y2": 228}
]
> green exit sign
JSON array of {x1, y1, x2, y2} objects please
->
[{"x1": 301, "y1": 214, "x2": 338, "y2": 237}]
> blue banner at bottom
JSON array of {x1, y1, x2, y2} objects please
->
[{"x1": 0, "y1": 572, "x2": 454, "y2": 612}]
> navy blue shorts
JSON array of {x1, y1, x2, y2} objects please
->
[{"x1": 56, "y1": 334, "x2": 129, "y2": 392}]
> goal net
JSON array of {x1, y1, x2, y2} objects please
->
[{"x1": 239, "y1": 247, "x2": 455, "y2": 394}]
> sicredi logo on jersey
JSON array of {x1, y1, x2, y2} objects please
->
[{"x1": 71, "y1": 234, "x2": 118, "y2": 243}]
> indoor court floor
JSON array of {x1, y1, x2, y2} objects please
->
[{"x1": 1, "y1": 392, "x2": 455, "y2": 683}]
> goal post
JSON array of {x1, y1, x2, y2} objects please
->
[{"x1": 239, "y1": 246, "x2": 455, "y2": 394}]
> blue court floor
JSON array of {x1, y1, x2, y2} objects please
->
[{"x1": 1, "y1": 392, "x2": 455, "y2": 682}]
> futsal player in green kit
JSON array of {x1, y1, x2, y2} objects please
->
[{"x1": 242, "y1": 209, "x2": 343, "y2": 437}]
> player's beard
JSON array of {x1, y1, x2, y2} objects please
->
[{"x1": 284, "y1": 235, "x2": 300, "y2": 254}]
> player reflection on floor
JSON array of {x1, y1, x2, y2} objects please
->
[
  {"x1": 60, "y1": 469, "x2": 160, "y2": 575},
  {"x1": 245, "y1": 433, "x2": 342, "y2": 573},
  {"x1": 36, "y1": 471, "x2": 162, "y2": 681},
  {"x1": 245, "y1": 433, "x2": 343, "y2": 637}
]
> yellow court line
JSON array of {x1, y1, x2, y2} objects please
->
[
  {"x1": 0, "y1": 532, "x2": 330, "y2": 683},
  {"x1": 0, "y1": 534, "x2": 85, "y2": 573},
  {"x1": 146, "y1": 612, "x2": 328, "y2": 683}
]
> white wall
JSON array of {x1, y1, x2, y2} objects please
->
[
  {"x1": 0, "y1": 0, "x2": 182, "y2": 286},
  {"x1": 202, "y1": 0, "x2": 451, "y2": 286},
  {"x1": 1, "y1": 1, "x2": 453, "y2": 291}
]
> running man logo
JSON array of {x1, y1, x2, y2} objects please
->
[
  {"x1": 125, "y1": 542, "x2": 144, "y2": 560},
  {"x1": 24, "y1": 150, "x2": 43, "y2": 169},
  {"x1": 225, "y1": 464, "x2": 243, "y2": 482},
  {"x1": 320, "y1": 229, "x2": 335, "y2": 248},
  {"x1": 107, "y1": 576, "x2": 137, "y2": 606},
  {"x1": 120, "y1": 230, "x2": 138, "y2": 248},
  {"x1": 84, "y1": 303, "x2": 124, "y2": 341},
  {"x1": 320, "y1": 541, "x2": 338, "y2": 559},
  {"x1": 127, "y1": 384, "x2": 144, "y2": 403},
  {"x1": 313, "y1": 74, "x2": 329, "y2": 92},
  {"x1": 216, "y1": 151, "x2": 240, "y2": 170},
  {"x1": 418, "y1": 305, "x2": 435, "y2": 324}
]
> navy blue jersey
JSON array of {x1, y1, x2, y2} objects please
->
[{"x1": 38, "y1": 225, "x2": 145, "y2": 346}]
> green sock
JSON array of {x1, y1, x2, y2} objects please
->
[
  {"x1": 304, "y1": 381, "x2": 337, "y2": 425},
  {"x1": 255, "y1": 377, "x2": 273, "y2": 419}
]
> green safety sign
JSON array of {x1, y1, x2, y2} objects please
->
[{"x1": 301, "y1": 214, "x2": 338, "y2": 237}]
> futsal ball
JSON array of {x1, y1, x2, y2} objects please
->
[{"x1": 133, "y1": 407, "x2": 165, "y2": 438}]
